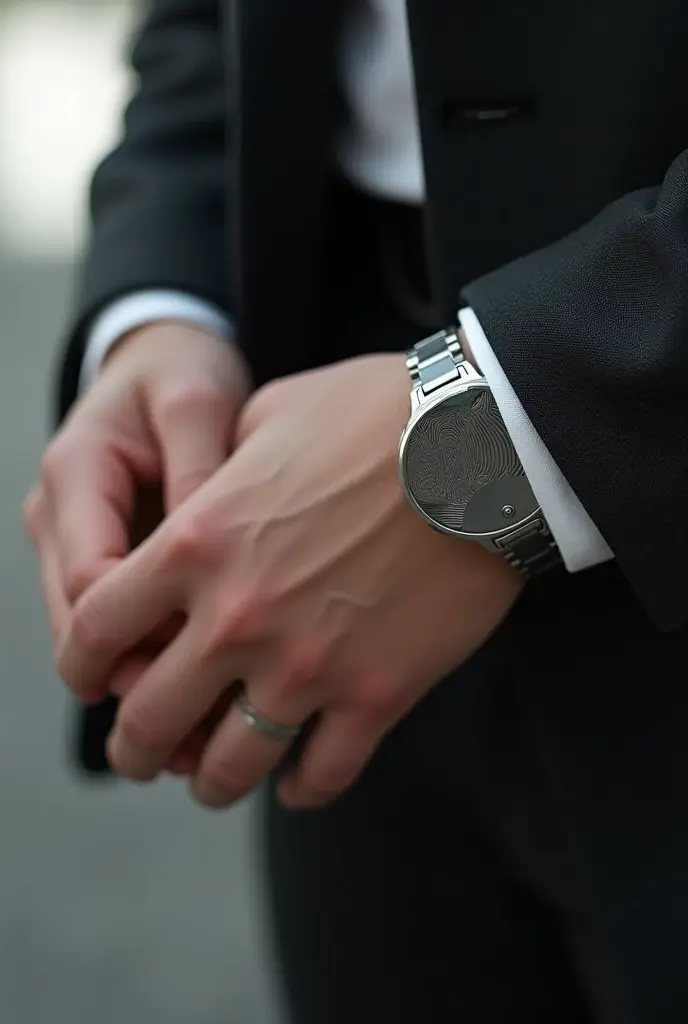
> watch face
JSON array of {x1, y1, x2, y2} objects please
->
[{"x1": 402, "y1": 386, "x2": 539, "y2": 537}]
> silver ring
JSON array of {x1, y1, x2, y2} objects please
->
[{"x1": 236, "y1": 687, "x2": 303, "y2": 743}]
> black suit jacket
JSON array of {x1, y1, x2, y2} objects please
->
[
  {"x1": 59, "y1": 0, "x2": 688, "y2": 630},
  {"x1": 59, "y1": 0, "x2": 688, "y2": 878}
]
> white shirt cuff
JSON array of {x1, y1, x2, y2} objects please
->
[
  {"x1": 458, "y1": 307, "x2": 614, "y2": 573},
  {"x1": 80, "y1": 290, "x2": 233, "y2": 392}
]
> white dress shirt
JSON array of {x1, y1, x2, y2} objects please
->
[{"x1": 82, "y1": 0, "x2": 613, "y2": 572}]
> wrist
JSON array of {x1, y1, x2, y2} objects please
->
[
  {"x1": 458, "y1": 326, "x2": 478, "y2": 371},
  {"x1": 82, "y1": 291, "x2": 236, "y2": 393},
  {"x1": 100, "y1": 321, "x2": 253, "y2": 408},
  {"x1": 101, "y1": 320, "x2": 226, "y2": 371}
]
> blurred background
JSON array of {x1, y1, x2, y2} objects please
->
[{"x1": 0, "y1": 1, "x2": 281, "y2": 1020}]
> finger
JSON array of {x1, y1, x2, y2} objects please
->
[
  {"x1": 33, "y1": 523, "x2": 71, "y2": 644},
  {"x1": 108, "y1": 652, "x2": 154, "y2": 700},
  {"x1": 105, "y1": 622, "x2": 240, "y2": 781},
  {"x1": 167, "y1": 691, "x2": 234, "y2": 776},
  {"x1": 150, "y1": 386, "x2": 237, "y2": 512},
  {"x1": 108, "y1": 652, "x2": 212, "y2": 778},
  {"x1": 22, "y1": 486, "x2": 42, "y2": 544},
  {"x1": 277, "y1": 710, "x2": 385, "y2": 810},
  {"x1": 191, "y1": 685, "x2": 311, "y2": 809},
  {"x1": 108, "y1": 614, "x2": 185, "y2": 700},
  {"x1": 54, "y1": 533, "x2": 182, "y2": 702},
  {"x1": 44, "y1": 439, "x2": 135, "y2": 604},
  {"x1": 168, "y1": 738, "x2": 208, "y2": 776}
]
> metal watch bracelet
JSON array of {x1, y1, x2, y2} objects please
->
[{"x1": 406, "y1": 327, "x2": 561, "y2": 580}]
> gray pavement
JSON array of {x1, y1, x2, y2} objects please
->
[{"x1": 0, "y1": 257, "x2": 282, "y2": 1024}]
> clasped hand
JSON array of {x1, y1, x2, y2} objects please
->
[{"x1": 44, "y1": 353, "x2": 523, "y2": 809}]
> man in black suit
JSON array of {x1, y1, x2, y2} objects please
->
[{"x1": 24, "y1": 1, "x2": 688, "y2": 1020}]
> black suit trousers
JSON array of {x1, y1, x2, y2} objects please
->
[{"x1": 264, "y1": 638, "x2": 593, "y2": 1024}]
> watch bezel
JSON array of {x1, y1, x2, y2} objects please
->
[{"x1": 398, "y1": 374, "x2": 543, "y2": 546}]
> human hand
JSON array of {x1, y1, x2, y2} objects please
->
[
  {"x1": 55, "y1": 353, "x2": 523, "y2": 808},
  {"x1": 24, "y1": 322, "x2": 251, "y2": 720}
]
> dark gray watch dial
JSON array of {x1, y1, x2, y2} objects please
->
[{"x1": 403, "y1": 387, "x2": 538, "y2": 536}]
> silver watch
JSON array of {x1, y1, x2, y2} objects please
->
[{"x1": 398, "y1": 326, "x2": 561, "y2": 579}]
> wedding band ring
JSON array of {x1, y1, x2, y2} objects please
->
[{"x1": 236, "y1": 687, "x2": 303, "y2": 743}]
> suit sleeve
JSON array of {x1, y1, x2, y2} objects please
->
[
  {"x1": 56, "y1": 0, "x2": 232, "y2": 424},
  {"x1": 461, "y1": 149, "x2": 688, "y2": 631},
  {"x1": 56, "y1": 0, "x2": 230, "y2": 775}
]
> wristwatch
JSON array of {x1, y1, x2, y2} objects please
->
[{"x1": 398, "y1": 326, "x2": 561, "y2": 579}]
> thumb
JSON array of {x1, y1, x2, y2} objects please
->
[{"x1": 151, "y1": 385, "x2": 239, "y2": 512}]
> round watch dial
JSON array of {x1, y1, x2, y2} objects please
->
[{"x1": 402, "y1": 386, "x2": 539, "y2": 537}]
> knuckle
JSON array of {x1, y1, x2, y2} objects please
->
[
  {"x1": 273, "y1": 643, "x2": 325, "y2": 701},
  {"x1": 355, "y1": 673, "x2": 399, "y2": 719},
  {"x1": 286, "y1": 643, "x2": 326, "y2": 682},
  {"x1": 167, "y1": 513, "x2": 218, "y2": 565},
  {"x1": 206, "y1": 587, "x2": 272, "y2": 652}
]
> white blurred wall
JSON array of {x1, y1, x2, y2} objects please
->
[{"x1": 0, "y1": 0, "x2": 134, "y2": 260}]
